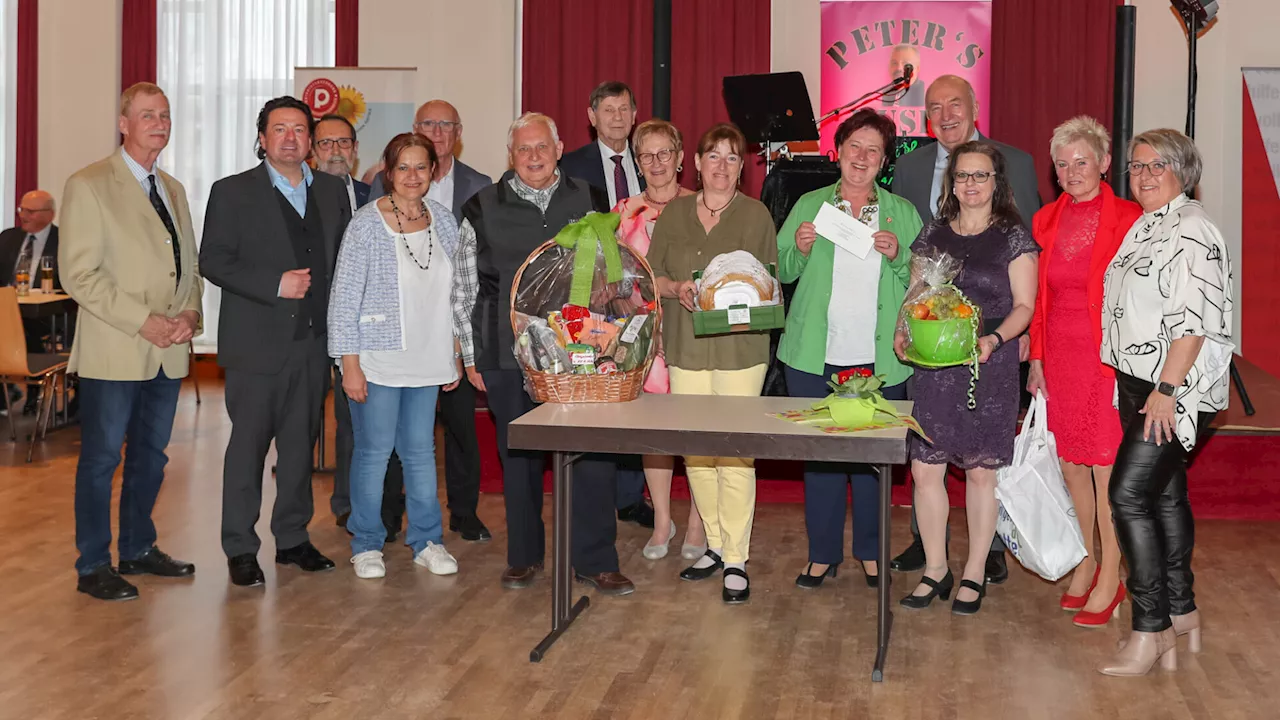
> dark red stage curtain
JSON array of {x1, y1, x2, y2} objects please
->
[
  {"x1": 336, "y1": 0, "x2": 359, "y2": 66},
  {"x1": 521, "y1": 0, "x2": 769, "y2": 197},
  {"x1": 989, "y1": 0, "x2": 1119, "y2": 203},
  {"x1": 14, "y1": 0, "x2": 37, "y2": 212},
  {"x1": 121, "y1": 0, "x2": 157, "y2": 91},
  {"x1": 670, "y1": 0, "x2": 770, "y2": 197}
]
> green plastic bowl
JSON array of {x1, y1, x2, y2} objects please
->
[{"x1": 907, "y1": 316, "x2": 975, "y2": 364}]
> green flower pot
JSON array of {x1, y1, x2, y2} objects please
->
[{"x1": 907, "y1": 316, "x2": 975, "y2": 365}]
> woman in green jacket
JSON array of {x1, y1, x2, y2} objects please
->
[{"x1": 777, "y1": 109, "x2": 923, "y2": 590}]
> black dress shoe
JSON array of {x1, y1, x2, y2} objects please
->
[
  {"x1": 952, "y1": 578, "x2": 988, "y2": 615},
  {"x1": 985, "y1": 550, "x2": 1009, "y2": 585},
  {"x1": 899, "y1": 570, "x2": 954, "y2": 610},
  {"x1": 722, "y1": 567, "x2": 750, "y2": 604},
  {"x1": 451, "y1": 515, "x2": 492, "y2": 542},
  {"x1": 77, "y1": 566, "x2": 139, "y2": 601},
  {"x1": 275, "y1": 542, "x2": 335, "y2": 572},
  {"x1": 617, "y1": 501, "x2": 656, "y2": 529},
  {"x1": 890, "y1": 536, "x2": 926, "y2": 572},
  {"x1": 679, "y1": 549, "x2": 723, "y2": 581},
  {"x1": 119, "y1": 546, "x2": 195, "y2": 577},
  {"x1": 228, "y1": 554, "x2": 265, "y2": 587},
  {"x1": 861, "y1": 561, "x2": 879, "y2": 588},
  {"x1": 795, "y1": 562, "x2": 839, "y2": 589}
]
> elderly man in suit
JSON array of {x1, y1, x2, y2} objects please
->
[
  {"x1": 370, "y1": 99, "x2": 493, "y2": 543},
  {"x1": 59, "y1": 82, "x2": 203, "y2": 601},
  {"x1": 200, "y1": 96, "x2": 351, "y2": 588},
  {"x1": 2, "y1": 189, "x2": 60, "y2": 415},
  {"x1": 889, "y1": 74, "x2": 1043, "y2": 584},
  {"x1": 455, "y1": 112, "x2": 632, "y2": 595}
]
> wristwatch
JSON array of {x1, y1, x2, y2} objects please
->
[{"x1": 1156, "y1": 381, "x2": 1177, "y2": 397}]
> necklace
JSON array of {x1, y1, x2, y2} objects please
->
[
  {"x1": 642, "y1": 188, "x2": 678, "y2": 206},
  {"x1": 700, "y1": 191, "x2": 736, "y2": 216},
  {"x1": 835, "y1": 185, "x2": 879, "y2": 226},
  {"x1": 389, "y1": 196, "x2": 433, "y2": 270}
]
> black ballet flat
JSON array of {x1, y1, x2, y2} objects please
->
[
  {"x1": 680, "y1": 549, "x2": 724, "y2": 581},
  {"x1": 722, "y1": 567, "x2": 750, "y2": 604},
  {"x1": 951, "y1": 578, "x2": 988, "y2": 615},
  {"x1": 795, "y1": 562, "x2": 839, "y2": 589},
  {"x1": 899, "y1": 570, "x2": 954, "y2": 610}
]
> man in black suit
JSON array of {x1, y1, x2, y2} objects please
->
[
  {"x1": 1, "y1": 190, "x2": 60, "y2": 414},
  {"x1": 559, "y1": 81, "x2": 655, "y2": 527},
  {"x1": 199, "y1": 96, "x2": 351, "y2": 588},
  {"x1": 311, "y1": 112, "x2": 406, "y2": 541},
  {"x1": 369, "y1": 99, "x2": 494, "y2": 543},
  {"x1": 889, "y1": 74, "x2": 1043, "y2": 585}
]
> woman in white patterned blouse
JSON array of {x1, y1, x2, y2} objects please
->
[{"x1": 1097, "y1": 129, "x2": 1234, "y2": 677}]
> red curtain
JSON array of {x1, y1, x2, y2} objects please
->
[
  {"x1": 121, "y1": 0, "x2": 157, "y2": 91},
  {"x1": 14, "y1": 0, "x2": 37, "y2": 213},
  {"x1": 989, "y1": 0, "x2": 1120, "y2": 203},
  {"x1": 336, "y1": 0, "x2": 359, "y2": 66},
  {"x1": 521, "y1": 0, "x2": 769, "y2": 197}
]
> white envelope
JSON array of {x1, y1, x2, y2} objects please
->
[{"x1": 813, "y1": 202, "x2": 875, "y2": 259}]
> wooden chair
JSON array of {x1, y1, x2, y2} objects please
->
[{"x1": 0, "y1": 287, "x2": 70, "y2": 462}]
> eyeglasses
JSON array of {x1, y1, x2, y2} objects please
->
[
  {"x1": 637, "y1": 149, "x2": 675, "y2": 166},
  {"x1": 953, "y1": 170, "x2": 996, "y2": 184},
  {"x1": 17, "y1": 207, "x2": 52, "y2": 215},
  {"x1": 1126, "y1": 160, "x2": 1171, "y2": 177},
  {"x1": 315, "y1": 138, "x2": 354, "y2": 150},
  {"x1": 414, "y1": 120, "x2": 458, "y2": 132}
]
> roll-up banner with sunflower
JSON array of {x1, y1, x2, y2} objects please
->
[{"x1": 296, "y1": 66, "x2": 418, "y2": 185}]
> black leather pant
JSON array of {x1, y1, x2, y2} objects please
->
[{"x1": 1110, "y1": 373, "x2": 1216, "y2": 632}]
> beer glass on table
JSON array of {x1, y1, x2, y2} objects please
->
[{"x1": 40, "y1": 256, "x2": 54, "y2": 292}]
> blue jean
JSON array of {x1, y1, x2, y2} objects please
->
[
  {"x1": 348, "y1": 382, "x2": 443, "y2": 555},
  {"x1": 784, "y1": 363, "x2": 908, "y2": 565},
  {"x1": 74, "y1": 369, "x2": 182, "y2": 575}
]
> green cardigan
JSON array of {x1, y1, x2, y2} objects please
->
[{"x1": 776, "y1": 182, "x2": 923, "y2": 387}]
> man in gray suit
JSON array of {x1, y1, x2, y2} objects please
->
[
  {"x1": 370, "y1": 99, "x2": 494, "y2": 543},
  {"x1": 889, "y1": 74, "x2": 1042, "y2": 584},
  {"x1": 200, "y1": 96, "x2": 351, "y2": 588}
]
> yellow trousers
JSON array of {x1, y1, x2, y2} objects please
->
[{"x1": 667, "y1": 364, "x2": 767, "y2": 564}]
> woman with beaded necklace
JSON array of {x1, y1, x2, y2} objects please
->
[{"x1": 328, "y1": 132, "x2": 463, "y2": 581}]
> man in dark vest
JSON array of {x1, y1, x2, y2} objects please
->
[
  {"x1": 200, "y1": 96, "x2": 351, "y2": 588},
  {"x1": 454, "y1": 112, "x2": 633, "y2": 595}
]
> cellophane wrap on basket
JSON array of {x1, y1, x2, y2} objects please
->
[
  {"x1": 511, "y1": 212, "x2": 659, "y2": 401},
  {"x1": 897, "y1": 250, "x2": 983, "y2": 409}
]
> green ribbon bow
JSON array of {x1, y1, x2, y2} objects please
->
[{"x1": 553, "y1": 212, "x2": 623, "y2": 309}]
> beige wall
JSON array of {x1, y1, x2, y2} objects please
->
[
  {"x1": 37, "y1": 0, "x2": 121, "y2": 208},
  {"x1": 358, "y1": 0, "x2": 519, "y2": 182}
]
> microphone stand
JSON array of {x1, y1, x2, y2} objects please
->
[{"x1": 818, "y1": 76, "x2": 908, "y2": 125}]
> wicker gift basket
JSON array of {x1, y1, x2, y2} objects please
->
[{"x1": 508, "y1": 212, "x2": 661, "y2": 403}]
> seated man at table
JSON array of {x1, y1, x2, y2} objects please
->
[
  {"x1": 1, "y1": 189, "x2": 60, "y2": 415},
  {"x1": 453, "y1": 112, "x2": 633, "y2": 595}
]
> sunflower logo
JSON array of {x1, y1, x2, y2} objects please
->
[{"x1": 335, "y1": 86, "x2": 368, "y2": 127}]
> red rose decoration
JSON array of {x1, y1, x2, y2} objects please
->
[{"x1": 858, "y1": 368, "x2": 874, "y2": 378}]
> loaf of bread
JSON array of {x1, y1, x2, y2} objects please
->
[{"x1": 697, "y1": 250, "x2": 778, "y2": 311}]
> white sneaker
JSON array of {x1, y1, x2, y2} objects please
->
[
  {"x1": 414, "y1": 542, "x2": 458, "y2": 575},
  {"x1": 351, "y1": 550, "x2": 385, "y2": 579}
]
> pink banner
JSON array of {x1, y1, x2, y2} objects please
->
[{"x1": 820, "y1": 0, "x2": 991, "y2": 153}]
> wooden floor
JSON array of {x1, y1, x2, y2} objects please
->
[{"x1": 1, "y1": 382, "x2": 1278, "y2": 720}]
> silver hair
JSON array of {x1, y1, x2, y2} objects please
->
[
  {"x1": 928, "y1": 74, "x2": 978, "y2": 112},
  {"x1": 507, "y1": 112, "x2": 560, "y2": 149},
  {"x1": 1128, "y1": 128, "x2": 1203, "y2": 193},
  {"x1": 1049, "y1": 115, "x2": 1110, "y2": 164}
]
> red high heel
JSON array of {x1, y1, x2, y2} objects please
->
[
  {"x1": 1073, "y1": 583, "x2": 1126, "y2": 628},
  {"x1": 1060, "y1": 564, "x2": 1101, "y2": 611}
]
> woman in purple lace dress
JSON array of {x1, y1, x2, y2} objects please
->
[{"x1": 894, "y1": 141, "x2": 1039, "y2": 615}]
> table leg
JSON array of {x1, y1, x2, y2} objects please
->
[
  {"x1": 873, "y1": 463, "x2": 894, "y2": 682},
  {"x1": 530, "y1": 450, "x2": 590, "y2": 662}
]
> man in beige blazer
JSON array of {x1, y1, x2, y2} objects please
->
[{"x1": 59, "y1": 82, "x2": 203, "y2": 602}]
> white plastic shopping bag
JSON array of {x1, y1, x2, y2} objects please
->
[{"x1": 995, "y1": 392, "x2": 1087, "y2": 581}]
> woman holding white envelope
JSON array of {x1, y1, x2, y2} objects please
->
[{"x1": 776, "y1": 109, "x2": 923, "y2": 590}]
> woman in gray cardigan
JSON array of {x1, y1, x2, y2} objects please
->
[{"x1": 328, "y1": 133, "x2": 464, "y2": 580}]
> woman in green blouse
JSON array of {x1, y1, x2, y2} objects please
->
[
  {"x1": 777, "y1": 109, "x2": 923, "y2": 590},
  {"x1": 647, "y1": 123, "x2": 779, "y2": 604}
]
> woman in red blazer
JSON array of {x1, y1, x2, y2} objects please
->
[{"x1": 1027, "y1": 116, "x2": 1142, "y2": 627}]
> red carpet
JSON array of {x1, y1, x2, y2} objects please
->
[{"x1": 474, "y1": 413, "x2": 1280, "y2": 522}]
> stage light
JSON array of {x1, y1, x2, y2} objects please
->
[{"x1": 1171, "y1": 0, "x2": 1219, "y2": 23}]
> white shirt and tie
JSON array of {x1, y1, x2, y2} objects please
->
[
  {"x1": 12, "y1": 224, "x2": 53, "y2": 283},
  {"x1": 596, "y1": 138, "x2": 641, "y2": 207},
  {"x1": 427, "y1": 160, "x2": 456, "y2": 211}
]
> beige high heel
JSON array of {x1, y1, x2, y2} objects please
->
[
  {"x1": 1098, "y1": 628, "x2": 1177, "y2": 676},
  {"x1": 1117, "y1": 610, "x2": 1202, "y2": 653}
]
